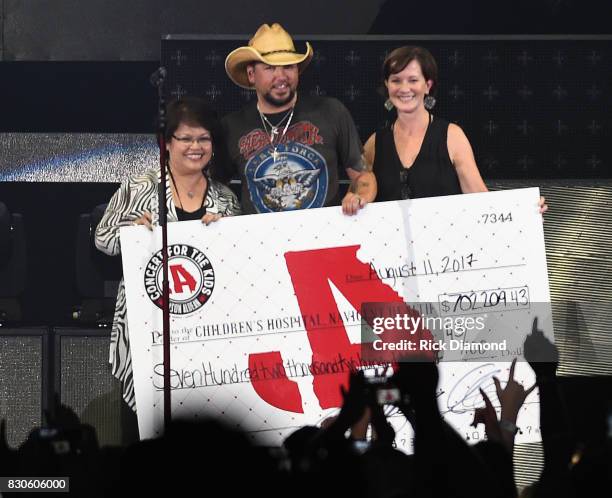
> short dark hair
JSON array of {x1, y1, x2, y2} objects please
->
[
  {"x1": 383, "y1": 46, "x2": 438, "y2": 96},
  {"x1": 163, "y1": 97, "x2": 234, "y2": 183}
]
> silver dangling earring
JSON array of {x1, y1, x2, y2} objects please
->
[
  {"x1": 424, "y1": 94, "x2": 436, "y2": 110},
  {"x1": 384, "y1": 98, "x2": 394, "y2": 111}
]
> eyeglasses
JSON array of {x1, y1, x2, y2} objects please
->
[{"x1": 172, "y1": 135, "x2": 212, "y2": 145}]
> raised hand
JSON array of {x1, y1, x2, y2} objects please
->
[
  {"x1": 338, "y1": 370, "x2": 369, "y2": 428},
  {"x1": 392, "y1": 356, "x2": 439, "y2": 404},
  {"x1": 471, "y1": 388, "x2": 503, "y2": 443},
  {"x1": 524, "y1": 317, "x2": 559, "y2": 379},
  {"x1": 493, "y1": 358, "x2": 537, "y2": 423}
]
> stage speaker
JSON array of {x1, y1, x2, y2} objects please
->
[
  {"x1": 0, "y1": 327, "x2": 49, "y2": 449},
  {"x1": 53, "y1": 327, "x2": 137, "y2": 447}
]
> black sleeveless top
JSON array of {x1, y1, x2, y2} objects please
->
[
  {"x1": 171, "y1": 171, "x2": 209, "y2": 221},
  {"x1": 374, "y1": 115, "x2": 461, "y2": 201},
  {"x1": 176, "y1": 205, "x2": 206, "y2": 221}
]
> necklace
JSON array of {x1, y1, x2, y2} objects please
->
[
  {"x1": 259, "y1": 106, "x2": 293, "y2": 135},
  {"x1": 168, "y1": 166, "x2": 207, "y2": 211},
  {"x1": 257, "y1": 104, "x2": 295, "y2": 162}
]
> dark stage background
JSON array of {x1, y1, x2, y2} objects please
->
[{"x1": 162, "y1": 36, "x2": 610, "y2": 178}]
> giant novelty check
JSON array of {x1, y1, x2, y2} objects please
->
[{"x1": 121, "y1": 188, "x2": 553, "y2": 448}]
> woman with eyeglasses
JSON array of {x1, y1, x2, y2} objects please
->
[{"x1": 95, "y1": 97, "x2": 240, "y2": 411}]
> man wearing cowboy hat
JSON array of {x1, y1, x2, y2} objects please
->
[{"x1": 223, "y1": 23, "x2": 376, "y2": 215}]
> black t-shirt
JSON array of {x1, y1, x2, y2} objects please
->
[{"x1": 222, "y1": 95, "x2": 364, "y2": 214}]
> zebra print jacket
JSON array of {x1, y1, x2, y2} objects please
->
[{"x1": 95, "y1": 167, "x2": 240, "y2": 410}]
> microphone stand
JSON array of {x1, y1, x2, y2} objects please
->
[{"x1": 151, "y1": 67, "x2": 172, "y2": 430}]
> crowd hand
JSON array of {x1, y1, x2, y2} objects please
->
[
  {"x1": 46, "y1": 393, "x2": 81, "y2": 432},
  {"x1": 350, "y1": 406, "x2": 371, "y2": 441},
  {"x1": 320, "y1": 415, "x2": 338, "y2": 431},
  {"x1": 369, "y1": 403, "x2": 396, "y2": 445},
  {"x1": 341, "y1": 192, "x2": 366, "y2": 216},
  {"x1": 493, "y1": 358, "x2": 536, "y2": 423},
  {"x1": 471, "y1": 388, "x2": 503, "y2": 444},
  {"x1": 539, "y1": 196, "x2": 548, "y2": 215},
  {"x1": 337, "y1": 370, "x2": 369, "y2": 429},
  {"x1": 392, "y1": 356, "x2": 439, "y2": 404},
  {"x1": 133, "y1": 211, "x2": 153, "y2": 230},
  {"x1": 201, "y1": 213, "x2": 222, "y2": 225},
  {"x1": 524, "y1": 317, "x2": 559, "y2": 379}
]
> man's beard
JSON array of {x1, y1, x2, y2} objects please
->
[{"x1": 263, "y1": 88, "x2": 296, "y2": 108}]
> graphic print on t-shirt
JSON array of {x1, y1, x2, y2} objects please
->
[{"x1": 239, "y1": 122, "x2": 329, "y2": 213}]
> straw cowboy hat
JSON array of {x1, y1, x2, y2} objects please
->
[{"x1": 225, "y1": 23, "x2": 313, "y2": 89}]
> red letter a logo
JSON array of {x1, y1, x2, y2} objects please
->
[{"x1": 249, "y1": 246, "x2": 429, "y2": 413}]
